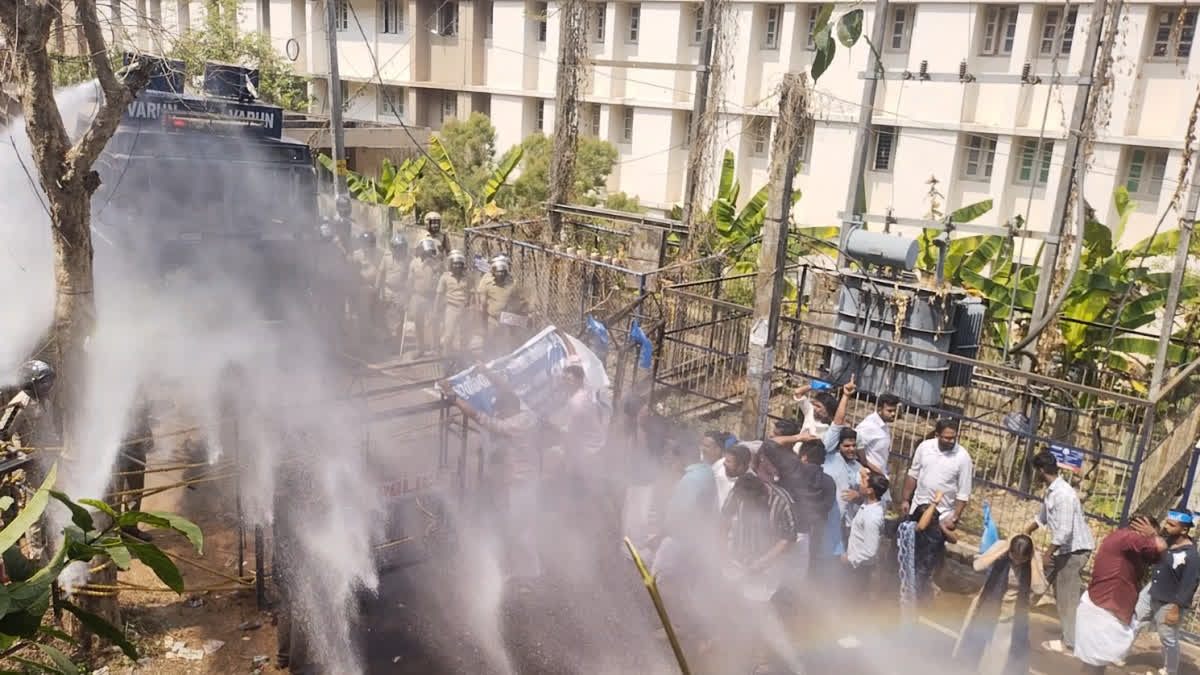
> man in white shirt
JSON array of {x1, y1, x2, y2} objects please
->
[
  {"x1": 1025, "y1": 449, "x2": 1095, "y2": 654},
  {"x1": 856, "y1": 394, "x2": 899, "y2": 477},
  {"x1": 701, "y1": 430, "x2": 737, "y2": 508},
  {"x1": 900, "y1": 419, "x2": 973, "y2": 530}
]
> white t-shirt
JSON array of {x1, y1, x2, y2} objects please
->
[
  {"x1": 567, "y1": 388, "x2": 607, "y2": 455},
  {"x1": 712, "y1": 458, "x2": 735, "y2": 509},
  {"x1": 907, "y1": 438, "x2": 973, "y2": 522},
  {"x1": 856, "y1": 412, "x2": 892, "y2": 476}
]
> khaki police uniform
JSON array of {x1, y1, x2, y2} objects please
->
[
  {"x1": 482, "y1": 277, "x2": 525, "y2": 351},
  {"x1": 437, "y1": 271, "x2": 471, "y2": 354},
  {"x1": 407, "y1": 257, "x2": 439, "y2": 353},
  {"x1": 380, "y1": 251, "x2": 409, "y2": 338}
]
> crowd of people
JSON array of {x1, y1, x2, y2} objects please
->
[
  {"x1": 318, "y1": 211, "x2": 529, "y2": 358},
  {"x1": 463, "y1": 369, "x2": 1198, "y2": 675}
]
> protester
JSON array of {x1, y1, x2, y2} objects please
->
[
  {"x1": 897, "y1": 491, "x2": 955, "y2": 619},
  {"x1": 900, "y1": 418, "x2": 973, "y2": 529},
  {"x1": 701, "y1": 430, "x2": 737, "y2": 508},
  {"x1": 791, "y1": 382, "x2": 838, "y2": 441},
  {"x1": 1024, "y1": 449, "x2": 1094, "y2": 654},
  {"x1": 823, "y1": 376, "x2": 863, "y2": 549},
  {"x1": 955, "y1": 534, "x2": 1047, "y2": 675},
  {"x1": 721, "y1": 471, "x2": 805, "y2": 675},
  {"x1": 856, "y1": 393, "x2": 899, "y2": 477},
  {"x1": 1134, "y1": 509, "x2": 1200, "y2": 675},
  {"x1": 796, "y1": 440, "x2": 838, "y2": 571},
  {"x1": 841, "y1": 468, "x2": 888, "y2": 587},
  {"x1": 622, "y1": 396, "x2": 667, "y2": 552},
  {"x1": 1074, "y1": 515, "x2": 1167, "y2": 672}
]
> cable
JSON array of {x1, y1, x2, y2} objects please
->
[{"x1": 346, "y1": 0, "x2": 481, "y2": 209}]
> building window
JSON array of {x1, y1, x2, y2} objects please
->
[
  {"x1": 872, "y1": 125, "x2": 897, "y2": 171},
  {"x1": 379, "y1": 0, "x2": 403, "y2": 33},
  {"x1": 1016, "y1": 138, "x2": 1053, "y2": 185},
  {"x1": 594, "y1": 3, "x2": 606, "y2": 42},
  {"x1": 806, "y1": 5, "x2": 818, "y2": 50},
  {"x1": 1125, "y1": 148, "x2": 1168, "y2": 197},
  {"x1": 887, "y1": 5, "x2": 913, "y2": 52},
  {"x1": 751, "y1": 117, "x2": 772, "y2": 156},
  {"x1": 690, "y1": 5, "x2": 703, "y2": 45},
  {"x1": 535, "y1": 1, "x2": 548, "y2": 41},
  {"x1": 590, "y1": 103, "x2": 602, "y2": 136},
  {"x1": 622, "y1": 106, "x2": 634, "y2": 143},
  {"x1": 335, "y1": 0, "x2": 349, "y2": 31},
  {"x1": 1151, "y1": 7, "x2": 1197, "y2": 59},
  {"x1": 442, "y1": 92, "x2": 458, "y2": 122},
  {"x1": 436, "y1": 1, "x2": 458, "y2": 36},
  {"x1": 961, "y1": 134, "x2": 997, "y2": 181},
  {"x1": 627, "y1": 3, "x2": 640, "y2": 43},
  {"x1": 379, "y1": 86, "x2": 406, "y2": 120},
  {"x1": 535, "y1": 99, "x2": 546, "y2": 131},
  {"x1": 796, "y1": 120, "x2": 813, "y2": 167},
  {"x1": 980, "y1": 6, "x2": 1018, "y2": 56},
  {"x1": 1040, "y1": 7, "x2": 1077, "y2": 56},
  {"x1": 485, "y1": 0, "x2": 494, "y2": 38},
  {"x1": 763, "y1": 4, "x2": 782, "y2": 49}
]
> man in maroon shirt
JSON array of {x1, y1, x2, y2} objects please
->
[{"x1": 1074, "y1": 515, "x2": 1167, "y2": 672}]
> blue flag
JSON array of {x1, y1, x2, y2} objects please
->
[
  {"x1": 979, "y1": 501, "x2": 999, "y2": 553},
  {"x1": 585, "y1": 315, "x2": 610, "y2": 348},
  {"x1": 630, "y1": 319, "x2": 652, "y2": 370}
]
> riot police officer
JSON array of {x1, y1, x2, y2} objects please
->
[
  {"x1": 381, "y1": 233, "x2": 410, "y2": 340},
  {"x1": 407, "y1": 238, "x2": 442, "y2": 356},
  {"x1": 350, "y1": 231, "x2": 383, "y2": 341},
  {"x1": 480, "y1": 255, "x2": 526, "y2": 353},
  {"x1": 423, "y1": 211, "x2": 451, "y2": 255},
  {"x1": 436, "y1": 250, "x2": 471, "y2": 355}
]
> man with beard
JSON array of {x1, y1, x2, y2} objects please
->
[
  {"x1": 822, "y1": 377, "x2": 863, "y2": 555},
  {"x1": 1133, "y1": 509, "x2": 1200, "y2": 675},
  {"x1": 856, "y1": 393, "x2": 899, "y2": 478},
  {"x1": 900, "y1": 418, "x2": 973, "y2": 531}
]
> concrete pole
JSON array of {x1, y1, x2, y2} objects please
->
[
  {"x1": 324, "y1": 0, "x2": 350, "y2": 223},
  {"x1": 739, "y1": 73, "x2": 808, "y2": 441},
  {"x1": 679, "y1": 0, "x2": 717, "y2": 233},
  {"x1": 1031, "y1": 0, "x2": 1110, "y2": 321},
  {"x1": 1150, "y1": 166, "x2": 1200, "y2": 398},
  {"x1": 838, "y1": 0, "x2": 889, "y2": 267}
]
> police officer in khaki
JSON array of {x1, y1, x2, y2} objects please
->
[
  {"x1": 480, "y1": 255, "x2": 526, "y2": 352},
  {"x1": 350, "y1": 230, "x2": 383, "y2": 340},
  {"x1": 423, "y1": 211, "x2": 451, "y2": 255},
  {"x1": 381, "y1": 233, "x2": 410, "y2": 340},
  {"x1": 407, "y1": 238, "x2": 441, "y2": 356},
  {"x1": 436, "y1": 249, "x2": 471, "y2": 355}
]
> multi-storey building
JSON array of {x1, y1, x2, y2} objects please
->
[{"x1": 124, "y1": 1, "x2": 1200, "y2": 245}]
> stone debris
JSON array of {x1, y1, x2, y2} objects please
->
[{"x1": 238, "y1": 620, "x2": 262, "y2": 631}]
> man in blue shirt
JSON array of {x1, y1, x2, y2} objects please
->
[{"x1": 823, "y1": 376, "x2": 863, "y2": 552}]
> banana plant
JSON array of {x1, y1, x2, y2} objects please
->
[
  {"x1": 427, "y1": 135, "x2": 523, "y2": 225},
  {"x1": 932, "y1": 187, "x2": 1200, "y2": 383},
  {"x1": 316, "y1": 154, "x2": 426, "y2": 214}
]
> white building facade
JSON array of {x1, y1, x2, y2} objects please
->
[{"x1": 156, "y1": 0, "x2": 1194, "y2": 245}]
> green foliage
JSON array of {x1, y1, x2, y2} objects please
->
[
  {"x1": 810, "y1": 5, "x2": 877, "y2": 82},
  {"x1": 167, "y1": 0, "x2": 309, "y2": 111},
  {"x1": 503, "y1": 133, "x2": 620, "y2": 214},
  {"x1": 0, "y1": 464, "x2": 203, "y2": 672},
  {"x1": 603, "y1": 192, "x2": 644, "y2": 213},
  {"x1": 318, "y1": 154, "x2": 426, "y2": 212},
  {"x1": 932, "y1": 187, "x2": 1200, "y2": 384},
  {"x1": 418, "y1": 114, "x2": 522, "y2": 226},
  {"x1": 50, "y1": 53, "x2": 124, "y2": 88}
]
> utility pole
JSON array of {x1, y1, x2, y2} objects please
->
[
  {"x1": 1031, "y1": 0, "x2": 1110, "y2": 322},
  {"x1": 740, "y1": 73, "x2": 809, "y2": 440},
  {"x1": 1150, "y1": 164, "x2": 1200, "y2": 397},
  {"x1": 838, "y1": 0, "x2": 889, "y2": 267},
  {"x1": 548, "y1": 0, "x2": 588, "y2": 238},
  {"x1": 325, "y1": 0, "x2": 350, "y2": 224},
  {"x1": 679, "y1": 0, "x2": 717, "y2": 235}
]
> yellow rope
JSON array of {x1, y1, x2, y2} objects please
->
[{"x1": 105, "y1": 472, "x2": 236, "y2": 499}]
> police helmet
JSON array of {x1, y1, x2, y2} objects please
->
[
  {"x1": 318, "y1": 223, "x2": 335, "y2": 241},
  {"x1": 18, "y1": 360, "x2": 55, "y2": 399},
  {"x1": 490, "y1": 256, "x2": 511, "y2": 275},
  {"x1": 490, "y1": 253, "x2": 510, "y2": 268},
  {"x1": 357, "y1": 230, "x2": 377, "y2": 249},
  {"x1": 389, "y1": 233, "x2": 408, "y2": 254},
  {"x1": 448, "y1": 249, "x2": 467, "y2": 268},
  {"x1": 424, "y1": 211, "x2": 443, "y2": 232},
  {"x1": 417, "y1": 237, "x2": 440, "y2": 257},
  {"x1": 335, "y1": 195, "x2": 352, "y2": 221}
]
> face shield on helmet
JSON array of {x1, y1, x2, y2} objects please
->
[
  {"x1": 490, "y1": 257, "x2": 511, "y2": 280},
  {"x1": 389, "y1": 233, "x2": 408, "y2": 255},
  {"x1": 448, "y1": 249, "x2": 467, "y2": 271},
  {"x1": 18, "y1": 360, "x2": 55, "y2": 399}
]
